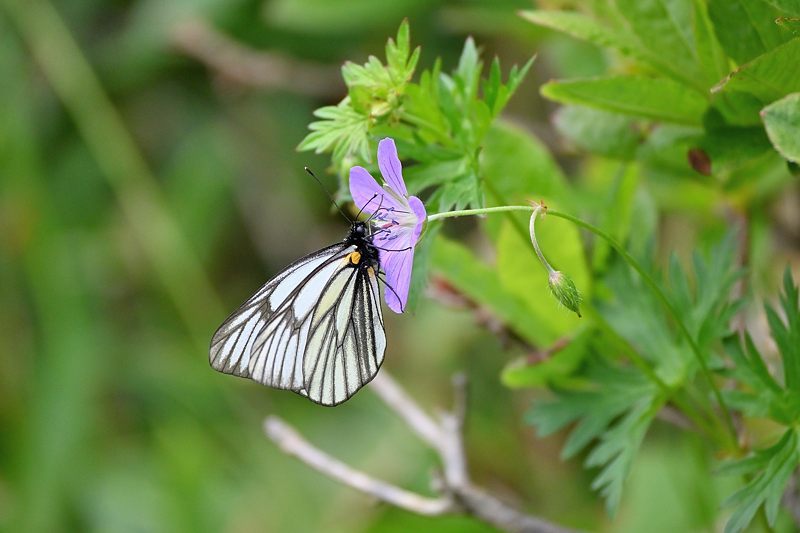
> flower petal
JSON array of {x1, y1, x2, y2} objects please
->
[
  {"x1": 377, "y1": 138, "x2": 408, "y2": 196},
  {"x1": 379, "y1": 241, "x2": 414, "y2": 314},
  {"x1": 349, "y1": 166, "x2": 402, "y2": 214},
  {"x1": 407, "y1": 195, "x2": 427, "y2": 241}
]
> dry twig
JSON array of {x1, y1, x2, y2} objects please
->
[
  {"x1": 171, "y1": 19, "x2": 343, "y2": 97},
  {"x1": 264, "y1": 372, "x2": 579, "y2": 533}
]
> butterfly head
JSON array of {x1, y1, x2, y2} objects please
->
[{"x1": 346, "y1": 221, "x2": 380, "y2": 268}]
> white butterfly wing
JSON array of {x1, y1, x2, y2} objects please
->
[
  {"x1": 210, "y1": 243, "x2": 387, "y2": 405},
  {"x1": 209, "y1": 244, "x2": 349, "y2": 379},
  {"x1": 302, "y1": 265, "x2": 386, "y2": 405}
]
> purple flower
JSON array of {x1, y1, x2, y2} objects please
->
[{"x1": 349, "y1": 138, "x2": 427, "y2": 313}]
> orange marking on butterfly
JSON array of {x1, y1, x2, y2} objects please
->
[{"x1": 346, "y1": 251, "x2": 362, "y2": 265}]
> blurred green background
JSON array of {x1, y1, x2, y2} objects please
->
[{"x1": 1, "y1": 1, "x2": 795, "y2": 532}]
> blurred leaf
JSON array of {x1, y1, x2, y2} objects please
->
[
  {"x1": 496, "y1": 216, "x2": 589, "y2": 344},
  {"x1": 542, "y1": 75, "x2": 707, "y2": 125},
  {"x1": 697, "y1": 121, "x2": 773, "y2": 179},
  {"x1": 481, "y1": 121, "x2": 569, "y2": 204},
  {"x1": 502, "y1": 329, "x2": 590, "y2": 388},
  {"x1": 519, "y1": 10, "x2": 657, "y2": 71},
  {"x1": 429, "y1": 236, "x2": 548, "y2": 347},
  {"x1": 483, "y1": 56, "x2": 535, "y2": 117},
  {"x1": 691, "y1": 0, "x2": 729, "y2": 83},
  {"x1": 767, "y1": 0, "x2": 800, "y2": 16},
  {"x1": 553, "y1": 105, "x2": 642, "y2": 159},
  {"x1": 613, "y1": 0, "x2": 708, "y2": 90},
  {"x1": 720, "y1": 428, "x2": 800, "y2": 533},
  {"x1": 528, "y1": 358, "x2": 661, "y2": 515},
  {"x1": 711, "y1": 38, "x2": 800, "y2": 123},
  {"x1": 721, "y1": 334, "x2": 799, "y2": 423},
  {"x1": 708, "y1": 0, "x2": 792, "y2": 64},
  {"x1": 768, "y1": 268, "x2": 800, "y2": 391},
  {"x1": 761, "y1": 92, "x2": 800, "y2": 163},
  {"x1": 265, "y1": 0, "x2": 429, "y2": 33}
]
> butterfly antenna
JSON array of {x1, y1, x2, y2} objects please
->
[{"x1": 304, "y1": 166, "x2": 351, "y2": 222}]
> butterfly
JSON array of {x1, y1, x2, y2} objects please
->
[
  {"x1": 209, "y1": 219, "x2": 387, "y2": 406},
  {"x1": 210, "y1": 138, "x2": 425, "y2": 406}
]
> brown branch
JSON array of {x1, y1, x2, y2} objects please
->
[
  {"x1": 171, "y1": 19, "x2": 343, "y2": 98},
  {"x1": 264, "y1": 417, "x2": 455, "y2": 516},
  {"x1": 263, "y1": 371, "x2": 581, "y2": 533}
]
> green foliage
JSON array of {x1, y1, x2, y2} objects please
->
[
  {"x1": 7, "y1": 3, "x2": 800, "y2": 532},
  {"x1": 523, "y1": 1, "x2": 798, "y2": 184},
  {"x1": 529, "y1": 237, "x2": 742, "y2": 514},
  {"x1": 708, "y1": 0, "x2": 792, "y2": 64},
  {"x1": 529, "y1": 359, "x2": 662, "y2": 515},
  {"x1": 553, "y1": 106, "x2": 642, "y2": 160},
  {"x1": 761, "y1": 92, "x2": 800, "y2": 163},
  {"x1": 720, "y1": 429, "x2": 800, "y2": 533},
  {"x1": 723, "y1": 269, "x2": 800, "y2": 425},
  {"x1": 299, "y1": 20, "x2": 533, "y2": 210},
  {"x1": 542, "y1": 75, "x2": 707, "y2": 125}
]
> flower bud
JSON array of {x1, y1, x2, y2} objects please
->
[{"x1": 548, "y1": 270, "x2": 582, "y2": 318}]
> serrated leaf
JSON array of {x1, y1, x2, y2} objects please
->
[
  {"x1": 297, "y1": 100, "x2": 371, "y2": 164},
  {"x1": 528, "y1": 359, "x2": 660, "y2": 515},
  {"x1": 455, "y1": 36, "x2": 481, "y2": 102},
  {"x1": 721, "y1": 428, "x2": 800, "y2": 533},
  {"x1": 761, "y1": 92, "x2": 800, "y2": 163},
  {"x1": 770, "y1": 267, "x2": 800, "y2": 390},
  {"x1": 542, "y1": 75, "x2": 708, "y2": 125}
]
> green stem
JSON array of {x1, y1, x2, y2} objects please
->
[
  {"x1": 428, "y1": 204, "x2": 740, "y2": 450},
  {"x1": 426, "y1": 205, "x2": 534, "y2": 222},
  {"x1": 528, "y1": 205, "x2": 555, "y2": 274}
]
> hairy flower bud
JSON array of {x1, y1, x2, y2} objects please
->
[{"x1": 548, "y1": 270, "x2": 582, "y2": 318}]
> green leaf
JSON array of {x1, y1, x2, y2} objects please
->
[
  {"x1": 613, "y1": 0, "x2": 709, "y2": 90},
  {"x1": 708, "y1": 0, "x2": 792, "y2": 64},
  {"x1": 767, "y1": 0, "x2": 800, "y2": 16},
  {"x1": 519, "y1": 10, "x2": 642, "y2": 61},
  {"x1": 528, "y1": 359, "x2": 661, "y2": 515},
  {"x1": 297, "y1": 99, "x2": 371, "y2": 166},
  {"x1": 542, "y1": 75, "x2": 708, "y2": 125},
  {"x1": 483, "y1": 56, "x2": 535, "y2": 117},
  {"x1": 553, "y1": 105, "x2": 642, "y2": 159},
  {"x1": 711, "y1": 38, "x2": 800, "y2": 115},
  {"x1": 768, "y1": 267, "x2": 800, "y2": 391},
  {"x1": 691, "y1": 0, "x2": 729, "y2": 82},
  {"x1": 480, "y1": 121, "x2": 569, "y2": 204},
  {"x1": 761, "y1": 92, "x2": 800, "y2": 163},
  {"x1": 721, "y1": 428, "x2": 800, "y2": 533},
  {"x1": 455, "y1": 36, "x2": 481, "y2": 103},
  {"x1": 428, "y1": 236, "x2": 548, "y2": 347},
  {"x1": 496, "y1": 216, "x2": 589, "y2": 344},
  {"x1": 385, "y1": 18, "x2": 419, "y2": 85}
]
